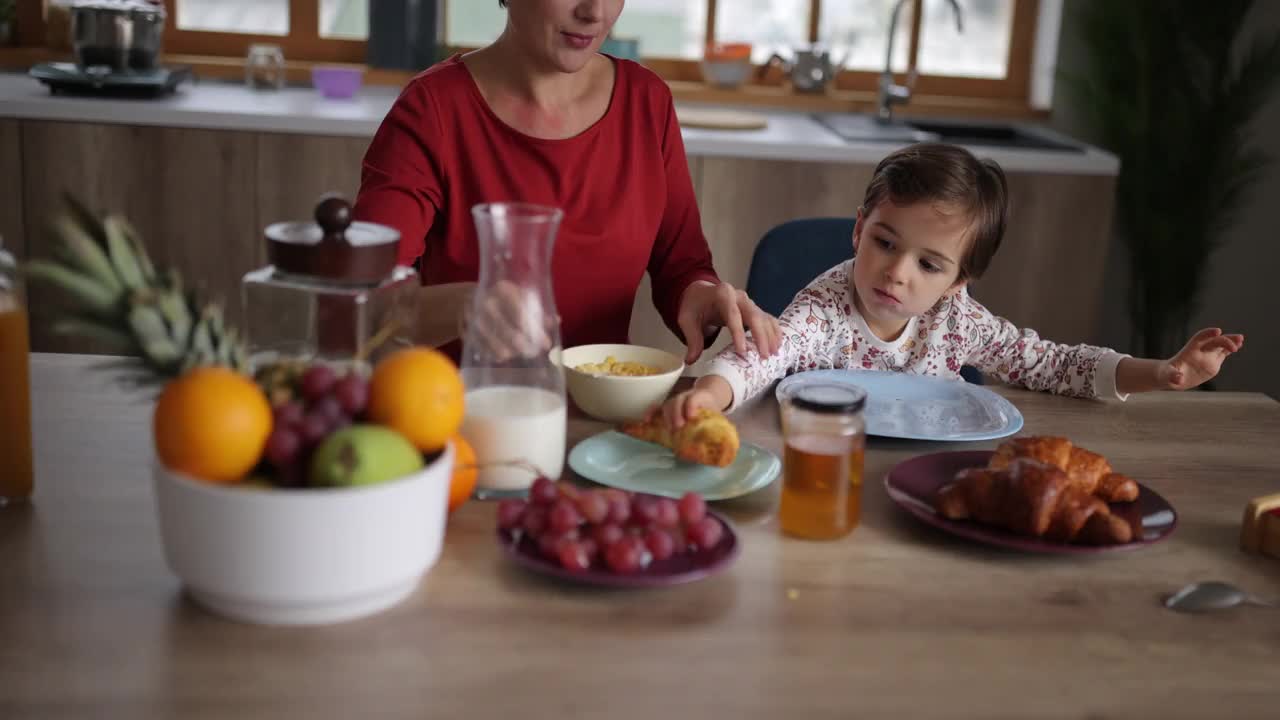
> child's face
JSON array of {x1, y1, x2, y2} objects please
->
[{"x1": 851, "y1": 200, "x2": 969, "y2": 338}]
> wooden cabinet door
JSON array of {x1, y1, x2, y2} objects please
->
[{"x1": 21, "y1": 120, "x2": 258, "y2": 353}]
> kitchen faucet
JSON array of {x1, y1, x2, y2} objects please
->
[{"x1": 877, "y1": 0, "x2": 964, "y2": 123}]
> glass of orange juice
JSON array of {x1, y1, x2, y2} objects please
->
[
  {"x1": 779, "y1": 383, "x2": 867, "y2": 540},
  {"x1": 0, "y1": 240, "x2": 33, "y2": 505}
]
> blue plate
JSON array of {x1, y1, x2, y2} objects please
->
[
  {"x1": 775, "y1": 369, "x2": 1023, "y2": 441},
  {"x1": 567, "y1": 431, "x2": 781, "y2": 501}
]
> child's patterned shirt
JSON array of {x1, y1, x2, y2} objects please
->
[{"x1": 708, "y1": 260, "x2": 1127, "y2": 411}]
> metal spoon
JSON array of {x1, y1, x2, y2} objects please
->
[{"x1": 1164, "y1": 581, "x2": 1277, "y2": 613}]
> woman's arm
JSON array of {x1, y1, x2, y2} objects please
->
[{"x1": 352, "y1": 82, "x2": 444, "y2": 268}]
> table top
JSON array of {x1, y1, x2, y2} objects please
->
[{"x1": 3, "y1": 353, "x2": 1278, "y2": 719}]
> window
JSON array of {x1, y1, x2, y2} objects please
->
[
  {"x1": 445, "y1": 0, "x2": 1043, "y2": 104},
  {"x1": 161, "y1": 0, "x2": 367, "y2": 63},
  {"x1": 174, "y1": 0, "x2": 365, "y2": 38}
]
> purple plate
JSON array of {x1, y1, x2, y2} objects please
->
[
  {"x1": 497, "y1": 510, "x2": 741, "y2": 588},
  {"x1": 884, "y1": 450, "x2": 1177, "y2": 555}
]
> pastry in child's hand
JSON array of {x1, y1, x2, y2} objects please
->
[
  {"x1": 620, "y1": 409, "x2": 740, "y2": 468},
  {"x1": 935, "y1": 458, "x2": 1133, "y2": 545},
  {"x1": 989, "y1": 436, "x2": 1139, "y2": 503}
]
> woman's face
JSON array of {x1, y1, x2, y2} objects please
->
[{"x1": 506, "y1": 0, "x2": 625, "y2": 73}]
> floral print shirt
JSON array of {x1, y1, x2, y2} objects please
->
[{"x1": 709, "y1": 260, "x2": 1128, "y2": 412}]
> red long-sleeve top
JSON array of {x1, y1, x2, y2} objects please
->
[{"x1": 353, "y1": 55, "x2": 720, "y2": 351}]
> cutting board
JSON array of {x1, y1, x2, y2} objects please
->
[{"x1": 676, "y1": 107, "x2": 769, "y2": 131}]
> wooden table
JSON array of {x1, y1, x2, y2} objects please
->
[{"x1": 4, "y1": 353, "x2": 1279, "y2": 719}]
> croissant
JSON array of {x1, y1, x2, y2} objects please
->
[
  {"x1": 619, "y1": 409, "x2": 740, "y2": 467},
  {"x1": 989, "y1": 436, "x2": 1139, "y2": 503},
  {"x1": 936, "y1": 458, "x2": 1133, "y2": 545}
]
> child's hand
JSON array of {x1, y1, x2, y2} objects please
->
[
  {"x1": 660, "y1": 387, "x2": 722, "y2": 430},
  {"x1": 1160, "y1": 328, "x2": 1245, "y2": 390}
]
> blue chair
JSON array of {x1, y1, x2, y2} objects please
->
[{"x1": 745, "y1": 217, "x2": 983, "y2": 385}]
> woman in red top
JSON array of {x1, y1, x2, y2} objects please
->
[{"x1": 353, "y1": 0, "x2": 780, "y2": 364}]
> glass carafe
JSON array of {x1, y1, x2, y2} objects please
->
[{"x1": 460, "y1": 203, "x2": 566, "y2": 496}]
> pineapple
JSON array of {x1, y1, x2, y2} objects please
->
[{"x1": 22, "y1": 194, "x2": 249, "y2": 385}]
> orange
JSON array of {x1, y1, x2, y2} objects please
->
[
  {"x1": 448, "y1": 434, "x2": 477, "y2": 513},
  {"x1": 154, "y1": 366, "x2": 273, "y2": 484},
  {"x1": 367, "y1": 347, "x2": 465, "y2": 452}
]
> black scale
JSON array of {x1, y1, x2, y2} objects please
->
[{"x1": 29, "y1": 62, "x2": 193, "y2": 99}]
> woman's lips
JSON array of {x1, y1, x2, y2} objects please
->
[
  {"x1": 562, "y1": 32, "x2": 594, "y2": 50},
  {"x1": 873, "y1": 288, "x2": 900, "y2": 305}
]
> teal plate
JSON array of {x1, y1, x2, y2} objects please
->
[{"x1": 567, "y1": 431, "x2": 781, "y2": 501}]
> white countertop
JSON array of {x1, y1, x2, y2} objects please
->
[{"x1": 0, "y1": 72, "x2": 1119, "y2": 175}]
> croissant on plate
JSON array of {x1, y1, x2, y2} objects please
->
[
  {"x1": 619, "y1": 409, "x2": 740, "y2": 468},
  {"x1": 935, "y1": 458, "x2": 1134, "y2": 545},
  {"x1": 988, "y1": 436, "x2": 1139, "y2": 503}
]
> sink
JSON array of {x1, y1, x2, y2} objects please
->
[
  {"x1": 906, "y1": 119, "x2": 1083, "y2": 153},
  {"x1": 814, "y1": 114, "x2": 1085, "y2": 153}
]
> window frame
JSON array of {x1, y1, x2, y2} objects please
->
[{"x1": 10, "y1": 0, "x2": 1040, "y2": 107}]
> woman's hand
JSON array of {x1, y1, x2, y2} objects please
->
[
  {"x1": 677, "y1": 280, "x2": 781, "y2": 365},
  {"x1": 460, "y1": 279, "x2": 554, "y2": 362},
  {"x1": 1159, "y1": 327, "x2": 1245, "y2": 390}
]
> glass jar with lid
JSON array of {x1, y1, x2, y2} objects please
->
[
  {"x1": 779, "y1": 383, "x2": 867, "y2": 540},
  {"x1": 240, "y1": 195, "x2": 419, "y2": 373}
]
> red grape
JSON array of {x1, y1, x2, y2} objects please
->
[
  {"x1": 496, "y1": 499, "x2": 527, "y2": 530},
  {"x1": 333, "y1": 373, "x2": 369, "y2": 415},
  {"x1": 522, "y1": 505, "x2": 548, "y2": 536},
  {"x1": 548, "y1": 499, "x2": 584, "y2": 534},
  {"x1": 539, "y1": 529, "x2": 577, "y2": 560},
  {"x1": 557, "y1": 540, "x2": 591, "y2": 571},
  {"x1": 263, "y1": 426, "x2": 301, "y2": 467},
  {"x1": 312, "y1": 395, "x2": 344, "y2": 424},
  {"x1": 578, "y1": 537, "x2": 599, "y2": 563},
  {"x1": 300, "y1": 365, "x2": 337, "y2": 400},
  {"x1": 687, "y1": 516, "x2": 724, "y2": 551},
  {"x1": 678, "y1": 492, "x2": 707, "y2": 526},
  {"x1": 653, "y1": 498, "x2": 680, "y2": 527},
  {"x1": 273, "y1": 401, "x2": 305, "y2": 430},
  {"x1": 557, "y1": 482, "x2": 583, "y2": 502},
  {"x1": 300, "y1": 413, "x2": 329, "y2": 445},
  {"x1": 604, "y1": 536, "x2": 645, "y2": 574},
  {"x1": 575, "y1": 491, "x2": 610, "y2": 524},
  {"x1": 644, "y1": 527, "x2": 677, "y2": 561},
  {"x1": 632, "y1": 495, "x2": 661, "y2": 525},
  {"x1": 591, "y1": 523, "x2": 625, "y2": 548},
  {"x1": 530, "y1": 476, "x2": 558, "y2": 506},
  {"x1": 605, "y1": 492, "x2": 631, "y2": 525}
]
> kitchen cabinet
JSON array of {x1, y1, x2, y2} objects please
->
[{"x1": 8, "y1": 119, "x2": 1115, "y2": 361}]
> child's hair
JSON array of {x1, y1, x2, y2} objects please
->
[{"x1": 859, "y1": 143, "x2": 1008, "y2": 281}]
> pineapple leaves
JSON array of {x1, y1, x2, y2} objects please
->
[
  {"x1": 104, "y1": 216, "x2": 148, "y2": 291},
  {"x1": 23, "y1": 193, "x2": 251, "y2": 379},
  {"x1": 23, "y1": 259, "x2": 119, "y2": 318}
]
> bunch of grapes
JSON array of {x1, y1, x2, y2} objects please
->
[
  {"x1": 261, "y1": 365, "x2": 370, "y2": 487},
  {"x1": 496, "y1": 479, "x2": 725, "y2": 574}
]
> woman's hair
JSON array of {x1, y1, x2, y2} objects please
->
[
  {"x1": 860, "y1": 142, "x2": 1008, "y2": 281},
  {"x1": 499, "y1": 0, "x2": 507, "y2": 6}
]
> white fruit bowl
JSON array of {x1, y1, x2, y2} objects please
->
[
  {"x1": 561, "y1": 343, "x2": 685, "y2": 422},
  {"x1": 153, "y1": 442, "x2": 454, "y2": 626}
]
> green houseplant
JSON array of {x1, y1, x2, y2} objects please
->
[
  {"x1": 1060, "y1": 0, "x2": 1280, "y2": 358},
  {"x1": 0, "y1": 0, "x2": 16, "y2": 46}
]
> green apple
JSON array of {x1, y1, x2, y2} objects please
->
[{"x1": 309, "y1": 424, "x2": 424, "y2": 488}]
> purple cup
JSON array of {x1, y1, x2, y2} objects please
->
[{"x1": 311, "y1": 66, "x2": 363, "y2": 99}]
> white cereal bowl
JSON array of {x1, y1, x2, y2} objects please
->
[
  {"x1": 561, "y1": 343, "x2": 685, "y2": 422},
  {"x1": 153, "y1": 442, "x2": 454, "y2": 626}
]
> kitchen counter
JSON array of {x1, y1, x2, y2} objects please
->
[
  {"x1": 0, "y1": 72, "x2": 1119, "y2": 175},
  {"x1": 2, "y1": 353, "x2": 1278, "y2": 717}
]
